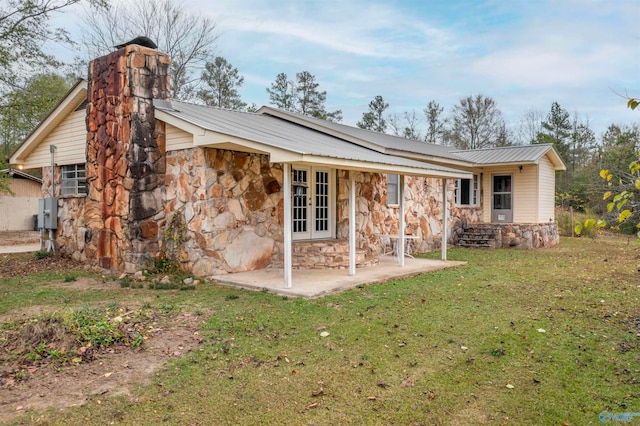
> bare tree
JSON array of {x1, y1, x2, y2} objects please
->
[
  {"x1": 450, "y1": 94, "x2": 505, "y2": 150},
  {"x1": 0, "y1": 0, "x2": 106, "y2": 94},
  {"x1": 516, "y1": 108, "x2": 544, "y2": 145},
  {"x1": 423, "y1": 100, "x2": 447, "y2": 144},
  {"x1": 80, "y1": 0, "x2": 218, "y2": 100},
  {"x1": 388, "y1": 110, "x2": 422, "y2": 140}
]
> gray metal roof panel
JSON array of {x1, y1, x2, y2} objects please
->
[
  {"x1": 452, "y1": 144, "x2": 554, "y2": 164},
  {"x1": 155, "y1": 100, "x2": 469, "y2": 175},
  {"x1": 258, "y1": 107, "x2": 466, "y2": 161}
]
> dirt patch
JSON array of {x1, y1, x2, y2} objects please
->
[
  {"x1": 44, "y1": 276, "x2": 119, "y2": 291},
  {"x1": 0, "y1": 310, "x2": 205, "y2": 423},
  {"x1": 0, "y1": 252, "x2": 86, "y2": 279}
]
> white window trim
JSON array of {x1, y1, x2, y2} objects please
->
[
  {"x1": 454, "y1": 174, "x2": 480, "y2": 207},
  {"x1": 387, "y1": 173, "x2": 400, "y2": 206},
  {"x1": 61, "y1": 164, "x2": 87, "y2": 197},
  {"x1": 292, "y1": 166, "x2": 335, "y2": 241}
]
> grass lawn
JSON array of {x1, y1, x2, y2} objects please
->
[{"x1": 1, "y1": 236, "x2": 639, "y2": 425}]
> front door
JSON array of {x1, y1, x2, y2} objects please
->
[
  {"x1": 492, "y1": 174, "x2": 513, "y2": 223},
  {"x1": 292, "y1": 166, "x2": 333, "y2": 240}
]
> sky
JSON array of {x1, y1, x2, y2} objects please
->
[{"x1": 54, "y1": 0, "x2": 640, "y2": 141}]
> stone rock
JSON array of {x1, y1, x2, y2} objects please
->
[
  {"x1": 192, "y1": 258, "x2": 215, "y2": 277},
  {"x1": 224, "y1": 231, "x2": 273, "y2": 272},
  {"x1": 213, "y1": 211, "x2": 236, "y2": 230},
  {"x1": 160, "y1": 275, "x2": 172, "y2": 284},
  {"x1": 428, "y1": 217, "x2": 441, "y2": 236},
  {"x1": 227, "y1": 198, "x2": 245, "y2": 221},
  {"x1": 183, "y1": 277, "x2": 194, "y2": 285}
]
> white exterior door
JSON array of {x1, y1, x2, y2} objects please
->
[{"x1": 292, "y1": 166, "x2": 334, "y2": 240}]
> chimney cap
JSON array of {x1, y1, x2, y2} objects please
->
[{"x1": 114, "y1": 36, "x2": 158, "y2": 50}]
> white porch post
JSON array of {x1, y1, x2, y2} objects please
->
[
  {"x1": 441, "y1": 178, "x2": 448, "y2": 261},
  {"x1": 349, "y1": 171, "x2": 356, "y2": 276},
  {"x1": 283, "y1": 163, "x2": 292, "y2": 288},
  {"x1": 398, "y1": 174, "x2": 405, "y2": 267}
]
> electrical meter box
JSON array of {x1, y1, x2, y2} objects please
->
[{"x1": 37, "y1": 198, "x2": 58, "y2": 230}]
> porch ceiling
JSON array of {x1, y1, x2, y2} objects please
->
[{"x1": 211, "y1": 257, "x2": 467, "y2": 298}]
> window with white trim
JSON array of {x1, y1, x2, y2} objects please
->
[
  {"x1": 387, "y1": 174, "x2": 399, "y2": 205},
  {"x1": 61, "y1": 164, "x2": 87, "y2": 196},
  {"x1": 455, "y1": 174, "x2": 479, "y2": 206}
]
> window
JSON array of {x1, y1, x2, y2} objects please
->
[
  {"x1": 61, "y1": 164, "x2": 87, "y2": 196},
  {"x1": 387, "y1": 174, "x2": 400, "y2": 205},
  {"x1": 455, "y1": 174, "x2": 479, "y2": 206}
]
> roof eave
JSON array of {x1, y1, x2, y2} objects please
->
[
  {"x1": 385, "y1": 148, "x2": 474, "y2": 168},
  {"x1": 158, "y1": 110, "x2": 471, "y2": 179},
  {"x1": 9, "y1": 80, "x2": 88, "y2": 166}
]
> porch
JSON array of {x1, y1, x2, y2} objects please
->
[{"x1": 211, "y1": 255, "x2": 466, "y2": 298}]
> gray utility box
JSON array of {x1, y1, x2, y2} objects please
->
[{"x1": 37, "y1": 198, "x2": 58, "y2": 230}]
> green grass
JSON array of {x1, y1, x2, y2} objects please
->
[{"x1": 2, "y1": 236, "x2": 639, "y2": 425}]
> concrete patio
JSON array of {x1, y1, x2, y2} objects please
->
[{"x1": 211, "y1": 256, "x2": 467, "y2": 298}]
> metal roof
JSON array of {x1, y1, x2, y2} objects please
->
[
  {"x1": 155, "y1": 100, "x2": 471, "y2": 177},
  {"x1": 452, "y1": 144, "x2": 559, "y2": 165},
  {"x1": 0, "y1": 168, "x2": 42, "y2": 183},
  {"x1": 257, "y1": 107, "x2": 465, "y2": 161}
]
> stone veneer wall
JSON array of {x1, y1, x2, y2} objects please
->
[
  {"x1": 165, "y1": 156, "x2": 485, "y2": 274},
  {"x1": 84, "y1": 44, "x2": 170, "y2": 272},
  {"x1": 336, "y1": 172, "x2": 483, "y2": 258},
  {"x1": 41, "y1": 166, "x2": 88, "y2": 261},
  {"x1": 454, "y1": 223, "x2": 560, "y2": 248},
  {"x1": 165, "y1": 147, "x2": 283, "y2": 275}
]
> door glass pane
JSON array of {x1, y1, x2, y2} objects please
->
[
  {"x1": 293, "y1": 169, "x2": 308, "y2": 233},
  {"x1": 315, "y1": 170, "x2": 329, "y2": 232},
  {"x1": 494, "y1": 175, "x2": 511, "y2": 193},
  {"x1": 493, "y1": 194, "x2": 511, "y2": 210}
]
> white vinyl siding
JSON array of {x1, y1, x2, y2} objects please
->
[
  {"x1": 165, "y1": 123, "x2": 194, "y2": 152},
  {"x1": 21, "y1": 110, "x2": 86, "y2": 170},
  {"x1": 538, "y1": 156, "x2": 556, "y2": 222},
  {"x1": 482, "y1": 165, "x2": 539, "y2": 223}
]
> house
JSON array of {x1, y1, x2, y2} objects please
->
[
  {"x1": 8, "y1": 42, "x2": 565, "y2": 287},
  {"x1": 0, "y1": 169, "x2": 42, "y2": 230}
]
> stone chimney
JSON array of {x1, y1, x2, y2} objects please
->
[{"x1": 84, "y1": 42, "x2": 170, "y2": 272}]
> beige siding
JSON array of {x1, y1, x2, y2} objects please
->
[
  {"x1": 538, "y1": 155, "x2": 556, "y2": 221},
  {"x1": 481, "y1": 164, "x2": 539, "y2": 223},
  {"x1": 7, "y1": 178, "x2": 41, "y2": 197},
  {"x1": 165, "y1": 123, "x2": 193, "y2": 152},
  {"x1": 22, "y1": 110, "x2": 86, "y2": 169}
]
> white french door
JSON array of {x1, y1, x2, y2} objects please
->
[{"x1": 292, "y1": 166, "x2": 334, "y2": 240}]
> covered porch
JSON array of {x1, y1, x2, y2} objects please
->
[{"x1": 212, "y1": 255, "x2": 466, "y2": 298}]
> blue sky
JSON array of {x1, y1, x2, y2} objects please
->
[{"x1": 57, "y1": 0, "x2": 639, "y2": 140}]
